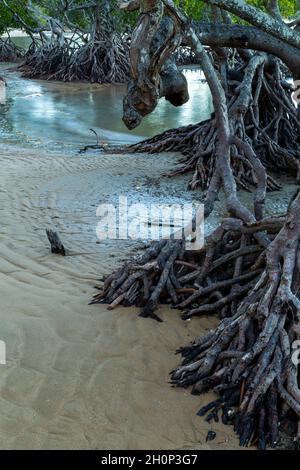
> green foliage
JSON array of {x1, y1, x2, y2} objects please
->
[
  {"x1": 248, "y1": 0, "x2": 298, "y2": 17},
  {"x1": 0, "y1": 0, "x2": 36, "y2": 35},
  {"x1": 174, "y1": 1, "x2": 208, "y2": 20},
  {"x1": 171, "y1": 0, "x2": 299, "y2": 22}
]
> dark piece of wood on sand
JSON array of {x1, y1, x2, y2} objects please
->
[{"x1": 46, "y1": 229, "x2": 66, "y2": 256}]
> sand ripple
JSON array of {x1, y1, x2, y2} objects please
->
[{"x1": 0, "y1": 146, "x2": 240, "y2": 449}]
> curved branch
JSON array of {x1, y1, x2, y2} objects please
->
[
  {"x1": 263, "y1": 0, "x2": 282, "y2": 22},
  {"x1": 202, "y1": 0, "x2": 300, "y2": 50},
  {"x1": 118, "y1": 0, "x2": 140, "y2": 11},
  {"x1": 194, "y1": 22, "x2": 300, "y2": 80}
]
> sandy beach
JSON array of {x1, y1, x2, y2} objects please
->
[{"x1": 0, "y1": 145, "x2": 244, "y2": 450}]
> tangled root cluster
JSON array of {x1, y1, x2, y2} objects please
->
[
  {"x1": 20, "y1": 34, "x2": 130, "y2": 84},
  {"x1": 0, "y1": 38, "x2": 24, "y2": 62}
]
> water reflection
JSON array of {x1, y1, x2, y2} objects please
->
[{"x1": 0, "y1": 62, "x2": 213, "y2": 151}]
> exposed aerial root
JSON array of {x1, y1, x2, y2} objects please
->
[
  {"x1": 174, "y1": 46, "x2": 197, "y2": 66},
  {"x1": 20, "y1": 33, "x2": 130, "y2": 84},
  {"x1": 94, "y1": 190, "x2": 300, "y2": 448},
  {"x1": 93, "y1": 215, "x2": 283, "y2": 321},
  {"x1": 83, "y1": 55, "x2": 300, "y2": 191},
  {"x1": 53, "y1": 34, "x2": 130, "y2": 83},
  {"x1": 125, "y1": 58, "x2": 300, "y2": 190},
  {"x1": 0, "y1": 37, "x2": 24, "y2": 62},
  {"x1": 20, "y1": 41, "x2": 70, "y2": 79},
  {"x1": 90, "y1": 1, "x2": 300, "y2": 449},
  {"x1": 88, "y1": 0, "x2": 300, "y2": 450},
  {"x1": 171, "y1": 191, "x2": 300, "y2": 448}
]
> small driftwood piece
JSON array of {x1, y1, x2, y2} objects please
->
[{"x1": 46, "y1": 229, "x2": 66, "y2": 256}]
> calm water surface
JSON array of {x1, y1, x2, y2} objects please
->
[{"x1": 0, "y1": 60, "x2": 213, "y2": 152}]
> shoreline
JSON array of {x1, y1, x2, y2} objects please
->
[{"x1": 2, "y1": 29, "x2": 65, "y2": 39}]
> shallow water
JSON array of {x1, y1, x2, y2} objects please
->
[
  {"x1": 0, "y1": 59, "x2": 295, "y2": 236},
  {"x1": 0, "y1": 52, "x2": 296, "y2": 241},
  {"x1": 0, "y1": 62, "x2": 212, "y2": 152}
]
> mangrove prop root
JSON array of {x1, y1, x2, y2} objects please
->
[
  {"x1": 83, "y1": 55, "x2": 300, "y2": 191},
  {"x1": 174, "y1": 46, "x2": 197, "y2": 66},
  {"x1": 0, "y1": 37, "x2": 24, "y2": 62},
  {"x1": 129, "y1": 57, "x2": 300, "y2": 190},
  {"x1": 94, "y1": 192, "x2": 300, "y2": 447},
  {"x1": 91, "y1": 2, "x2": 300, "y2": 451},
  {"x1": 93, "y1": 216, "x2": 283, "y2": 320}
]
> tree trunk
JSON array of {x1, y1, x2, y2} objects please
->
[{"x1": 93, "y1": 0, "x2": 300, "y2": 448}]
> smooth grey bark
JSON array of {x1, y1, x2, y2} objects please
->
[
  {"x1": 264, "y1": 0, "x2": 282, "y2": 21},
  {"x1": 202, "y1": 0, "x2": 300, "y2": 49},
  {"x1": 194, "y1": 22, "x2": 300, "y2": 80}
]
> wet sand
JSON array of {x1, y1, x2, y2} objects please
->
[{"x1": 0, "y1": 145, "x2": 246, "y2": 450}]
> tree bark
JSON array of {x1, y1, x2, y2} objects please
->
[{"x1": 95, "y1": 0, "x2": 300, "y2": 448}]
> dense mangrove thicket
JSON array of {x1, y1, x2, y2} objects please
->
[
  {"x1": 0, "y1": 0, "x2": 298, "y2": 82},
  {"x1": 0, "y1": 0, "x2": 131, "y2": 82},
  {"x1": 90, "y1": 0, "x2": 300, "y2": 449}
]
